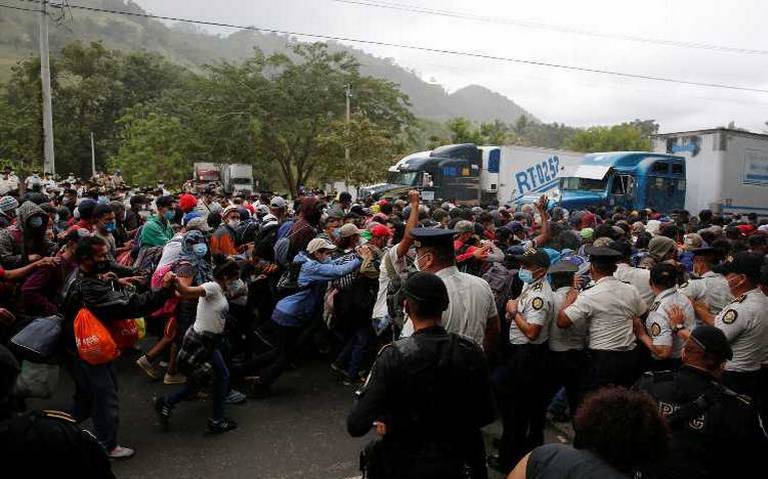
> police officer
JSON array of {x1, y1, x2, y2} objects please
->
[
  {"x1": 493, "y1": 248, "x2": 553, "y2": 473},
  {"x1": 634, "y1": 263, "x2": 695, "y2": 372},
  {"x1": 678, "y1": 247, "x2": 732, "y2": 327},
  {"x1": 347, "y1": 272, "x2": 495, "y2": 479},
  {"x1": 671, "y1": 253, "x2": 768, "y2": 401},
  {"x1": 557, "y1": 246, "x2": 648, "y2": 394},
  {"x1": 400, "y1": 228, "x2": 499, "y2": 352},
  {"x1": 546, "y1": 260, "x2": 587, "y2": 420},
  {"x1": 635, "y1": 326, "x2": 768, "y2": 479},
  {"x1": 0, "y1": 345, "x2": 115, "y2": 478}
]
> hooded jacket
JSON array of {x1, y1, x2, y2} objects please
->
[
  {"x1": 0, "y1": 201, "x2": 54, "y2": 269},
  {"x1": 272, "y1": 251, "x2": 361, "y2": 326}
]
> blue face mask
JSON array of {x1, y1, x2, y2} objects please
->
[
  {"x1": 104, "y1": 221, "x2": 116, "y2": 233},
  {"x1": 164, "y1": 210, "x2": 175, "y2": 221},
  {"x1": 192, "y1": 243, "x2": 208, "y2": 257},
  {"x1": 518, "y1": 268, "x2": 534, "y2": 284}
]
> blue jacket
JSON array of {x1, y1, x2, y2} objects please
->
[{"x1": 272, "y1": 251, "x2": 361, "y2": 326}]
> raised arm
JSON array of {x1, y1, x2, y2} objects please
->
[{"x1": 396, "y1": 190, "x2": 421, "y2": 259}]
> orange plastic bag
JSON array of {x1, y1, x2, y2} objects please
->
[
  {"x1": 74, "y1": 308, "x2": 120, "y2": 365},
  {"x1": 109, "y1": 319, "x2": 140, "y2": 350}
]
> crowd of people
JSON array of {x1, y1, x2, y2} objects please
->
[{"x1": 0, "y1": 165, "x2": 767, "y2": 478}]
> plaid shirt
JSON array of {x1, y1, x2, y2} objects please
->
[{"x1": 176, "y1": 327, "x2": 220, "y2": 385}]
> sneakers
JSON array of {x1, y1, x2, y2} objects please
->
[
  {"x1": 163, "y1": 372, "x2": 187, "y2": 385},
  {"x1": 136, "y1": 355, "x2": 161, "y2": 380},
  {"x1": 205, "y1": 417, "x2": 238, "y2": 435},
  {"x1": 108, "y1": 445, "x2": 135, "y2": 459},
  {"x1": 153, "y1": 396, "x2": 172, "y2": 430},
  {"x1": 224, "y1": 389, "x2": 247, "y2": 405}
]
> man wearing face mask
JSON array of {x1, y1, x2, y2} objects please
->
[
  {"x1": 493, "y1": 248, "x2": 554, "y2": 473},
  {"x1": 0, "y1": 200, "x2": 54, "y2": 269},
  {"x1": 93, "y1": 204, "x2": 119, "y2": 260},
  {"x1": 670, "y1": 252, "x2": 768, "y2": 405},
  {"x1": 557, "y1": 246, "x2": 648, "y2": 395},
  {"x1": 61, "y1": 236, "x2": 177, "y2": 459},
  {"x1": 400, "y1": 228, "x2": 499, "y2": 352},
  {"x1": 139, "y1": 195, "x2": 176, "y2": 248},
  {"x1": 678, "y1": 247, "x2": 733, "y2": 327}
]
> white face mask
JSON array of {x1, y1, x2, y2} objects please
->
[{"x1": 414, "y1": 253, "x2": 428, "y2": 272}]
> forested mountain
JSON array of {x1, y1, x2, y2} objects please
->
[{"x1": 0, "y1": 0, "x2": 535, "y2": 124}]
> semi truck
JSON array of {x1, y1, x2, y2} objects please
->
[
  {"x1": 547, "y1": 128, "x2": 768, "y2": 215},
  {"x1": 360, "y1": 144, "x2": 582, "y2": 205},
  {"x1": 192, "y1": 162, "x2": 254, "y2": 194},
  {"x1": 652, "y1": 128, "x2": 768, "y2": 216}
]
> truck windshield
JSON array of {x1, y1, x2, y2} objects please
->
[
  {"x1": 386, "y1": 171, "x2": 419, "y2": 186},
  {"x1": 560, "y1": 177, "x2": 607, "y2": 192}
]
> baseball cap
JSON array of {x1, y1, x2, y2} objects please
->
[
  {"x1": 370, "y1": 224, "x2": 393, "y2": 238},
  {"x1": 270, "y1": 196, "x2": 287, "y2": 209},
  {"x1": 340, "y1": 223, "x2": 362, "y2": 238},
  {"x1": 306, "y1": 237, "x2": 337, "y2": 254},
  {"x1": 178, "y1": 193, "x2": 197, "y2": 213},
  {"x1": 689, "y1": 325, "x2": 733, "y2": 361},
  {"x1": 504, "y1": 221, "x2": 527, "y2": 234},
  {"x1": 454, "y1": 220, "x2": 474, "y2": 234},
  {"x1": 683, "y1": 233, "x2": 703, "y2": 250},
  {"x1": 402, "y1": 271, "x2": 450, "y2": 311},
  {"x1": 648, "y1": 236, "x2": 677, "y2": 260},
  {"x1": 712, "y1": 252, "x2": 763, "y2": 281}
]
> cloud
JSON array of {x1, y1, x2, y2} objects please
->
[{"x1": 134, "y1": 0, "x2": 768, "y2": 132}]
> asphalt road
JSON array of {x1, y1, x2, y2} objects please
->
[{"x1": 31, "y1": 346, "x2": 570, "y2": 479}]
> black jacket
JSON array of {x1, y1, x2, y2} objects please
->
[
  {"x1": 635, "y1": 365, "x2": 768, "y2": 479},
  {"x1": 348, "y1": 326, "x2": 495, "y2": 478}
]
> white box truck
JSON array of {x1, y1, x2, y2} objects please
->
[{"x1": 652, "y1": 128, "x2": 768, "y2": 216}]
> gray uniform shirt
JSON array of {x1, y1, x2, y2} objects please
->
[
  {"x1": 614, "y1": 263, "x2": 655, "y2": 310},
  {"x1": 564, "y1": 276, "x2": 647, "y2": 351},
  {"x1": 645, "y1": 287, "x2": 695, "y2": 359},
  {"x1": 509, "y1": 277, "x2": 553, "y2": 345},
  {"x1": 715, "y1": 288, "x2": 768, "y2": 373},
  {"x1": 679, "y1": 271, "x2": 733, "y2": 326},
  {"x1": 549, "y1": 286, "x2": 587, "y2": 352}
]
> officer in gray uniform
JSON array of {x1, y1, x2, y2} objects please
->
[
  {"x1": 493, "y1": 248, "x2": 554, "y2": 473},
  {"x1": 546, "y1": 260, "x2": 587, "y2": 421},
  {"x1": 635, "y1": 263, "x2": 695, "y2": 372},
  {"x1": 347, "y1": 272, "x2": 495, "y2": 479},
  {"x1": 669, "y1": 252, "x2": 768, "y2": 402},
  {"x1": 678, "y1": 247, "x2": 732, "y2": 327},
  {"x1": 557, "y1": 246, "x2": 648, "y2": 394}
]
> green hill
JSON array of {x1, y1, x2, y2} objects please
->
[{"x1": 0, "y1": 0, "x2": 536, "y2": 124}]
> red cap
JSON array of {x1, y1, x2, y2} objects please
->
[
  {"x1": 376, "y1": 199, "x2": 389, "y2": 206},
  {"x1": 370, "y1": 224, "x2": 393, "y2": 238},
  {"x1": 179, "y1": 193, "x2": 197, "y2": 213},
  {"x1": 736, "y1": 224, "x2": 756, "y2": 236}
]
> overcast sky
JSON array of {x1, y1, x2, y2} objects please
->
[{"x1": 134, "y1": 0, "x2": 768, "y2": 133}]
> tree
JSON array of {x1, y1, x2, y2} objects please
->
[
  {"x1": 566, "y1": 124, "x2": 651, "y2": 152},
  {"x1": 446, "y1": 117, "x2": 483, "y2": 144}
]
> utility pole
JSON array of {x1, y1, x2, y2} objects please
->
[
  {"x1": 39, "y1": 1, "x2": 55, "y2": 176},
  {"x1": 344, "y1": 83, "x2": 351, "y2": 193},
  {"x1": 90, "y1": 132, "x2": 96, "y2": 179}
]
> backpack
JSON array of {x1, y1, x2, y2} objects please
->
[
  {"x1": 383, "y1": 250, "x2": 413, "y2": 328},
  {"x1": 274, "y1": 223, "x2": 312, "y2": 268},
  {"x1": 254, "y1": 222, "x2": 279, "y2": 261},
  {"x1": 482, "y1": 262, "x2": 516, "y2": 316}
]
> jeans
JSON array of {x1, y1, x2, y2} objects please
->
[
  {"x1": 165, "y1": 348, "x2": 229, "y2": 420},
  {"x1": 335, "y1": 325, "x2": 374, "y2": 377},
  {"x1": 69, "y1": 359, "x2": 120, "y2": 451}
]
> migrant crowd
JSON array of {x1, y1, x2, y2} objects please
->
[{"x1": 0, "y1": 165, "x2": 766, "y2": 478}]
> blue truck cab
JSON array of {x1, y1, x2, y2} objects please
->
[{"x1": 556, "y1": 152, "x2": 686, "y2": 212}]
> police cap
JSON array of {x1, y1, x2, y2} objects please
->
[
  {"x1": 585, "y1": 245, "x2": 622, "y2": 261},
  {"x1": 689, "y1": 325, "x2": 733, "y2": 361},
  {"x1": 402, "y1": 271, "x2": 450, "y2": 312},
  {"x1": 712, "y1": 252, "x2": 763, "y2": 282},
  {"x1": 691, "y1": 247, "x2": 718, "y2": 257},
  {"x1": 512, "y1": 247, "x2": 551, "y2": 269},
  {"x1": 548, "y1": 260, "x2": 579, "y2": 274},
  {"x1": 410, "y1": 228, "x2": 456, "y2": 249}
]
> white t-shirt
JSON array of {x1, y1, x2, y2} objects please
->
[
  {"x1": 372, "y1": 245, "x2": 408, "y2": 318},
  {"x1": 193, "y1": 282, "x2": 229, "y2": 335}
]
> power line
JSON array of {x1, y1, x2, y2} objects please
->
[
  {"x1": 333, "y1": 0, "x2": 768, "y2": 56},
  {"x1": 0, "y1": 2, "x2": 40, "y2": 13},
  {"x1": 7, "y1": 0, "x2": 768, "y2": 95}
]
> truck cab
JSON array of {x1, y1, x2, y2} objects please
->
[{"x1": 558, "y1": 152, "x2": 686, "y2": 213}]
